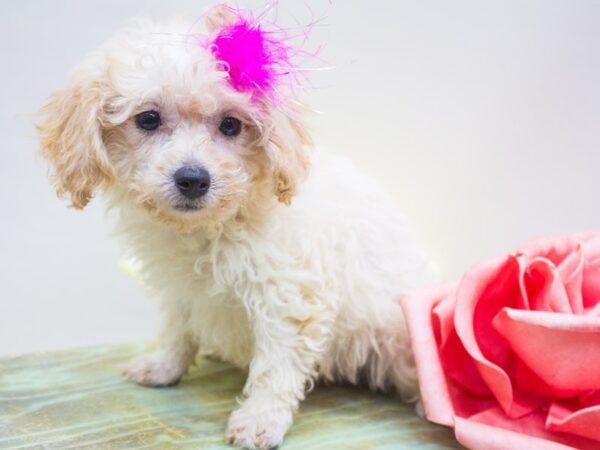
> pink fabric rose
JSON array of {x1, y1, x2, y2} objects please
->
[{"x1": 401, "y1": 232, "x2": 600, "y2": 449}]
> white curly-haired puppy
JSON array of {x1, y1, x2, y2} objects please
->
[{"x1": 38, "y1": 9, "x2": 432, "y2": 450}]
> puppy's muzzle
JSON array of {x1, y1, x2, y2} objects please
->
[{"x1": 174, "y1": 166, "x2": 211, "y2": 200}]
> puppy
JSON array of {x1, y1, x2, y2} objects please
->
[{"x1": 38, "y1": 10, "x2": 433, "y2": 450}]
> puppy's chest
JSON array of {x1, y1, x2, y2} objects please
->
[
  {"x1": 132, "y1": 232, "x2": 251, "y2": 307},
  {"x1": 189, "y1": 289, "x2": 253, "y2": 367},
  {"x1": 163, "y1": 244, "x2": 242, "y2": 300},
  {"x1": 158, "y1": 244, "x2": 255, "y2": 366},
  {"x1": 168, "y1": 229, "x2": 302, "y2": 298}
]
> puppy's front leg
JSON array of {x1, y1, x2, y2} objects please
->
[
  {"x1": 226, "y1": 297, "x2": 332, "y2": 449},
  {"x1": 123, "y1": 301, "x2": 197, "y2": 387}
]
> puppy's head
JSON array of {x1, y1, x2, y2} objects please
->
[{"x1": 38, "y1": 13, "x2": 311, "y2": 231}]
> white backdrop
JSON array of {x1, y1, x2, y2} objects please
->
[{"x1": 1, "y1": 0, "x2": 599, "y2": 355}]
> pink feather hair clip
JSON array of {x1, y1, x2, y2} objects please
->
[{"x1": 205, "y1": 2, "x2": 321, "y2": 106}]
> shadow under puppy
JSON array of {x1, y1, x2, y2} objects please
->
[{"x1": 38, "y1": 6, "x2": 433, "y2": 449}]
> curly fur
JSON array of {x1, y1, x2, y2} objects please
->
[{"x1": 38, "y1": 12, "x2": 433, "y2": 450}]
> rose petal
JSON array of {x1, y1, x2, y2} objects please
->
[
  {"x1": 586, "y1": 302, "x2": 600, "y2": 316},
  {"x1": 518, "y1": 232, "x2": 600, "y2": 265},
  {"x1": 518, "y1": 233, "x2": 600, "y2": 313},
  {"x1": 400, "y1": 284, "x2": 457, "y2": 426},
  {"x1": 455, "y1": 255, "x2": 539, "y2": 418},
  {"x1": 547, "y1": 401, "x2": 600, "y2": 443},
  {"x1": 492, "y1": 308, "x2": 600, "y2": 391},
  {"x1": 432, "y1": 292, "x2": 456, "y2": 347},
  {"x1": 446, "y1": 383, "x2": 499, "y2": 419},
  {"x1": 513, "y1": 356, "x2": 582, "y2": 399},
  {"x1": 521, "y1": 258, "x2": 572, "y2": 313},
  {"x1": 519, "y1": 235, "x2": 582, "y2": 267},
  {"x1": 454, "y1": 416, "x2": 576, "y2": 450},
  {"x1": 456, "y1": 408, "x2": 600, "y2": 450},
  {"x1": 573, "y1": 231, "x2": 600, "y2": 243},
  {"x1": 440, "y1": 330, "x2": 491, "y2": 396},
  {"x1": 433, "y1": 290, "x2": 491, "y2": 396},
  {"x1": 581, "y1": 237, "x2": 600, "y2": 312},
  {"x1": 402, "y1": 232, "x2": 600, "y2": 450},
  {"x1": 556, "y1": 247, "x2": 585, "y2": 314}
]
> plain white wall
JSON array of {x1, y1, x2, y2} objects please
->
[{"x1": 1, "y1": 0, "x2": 599, "y2": 355}]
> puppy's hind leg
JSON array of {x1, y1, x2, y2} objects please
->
[
  {"x1": 364, "y1": 305, "x2": 420, "y2": 403},
  {"x1": 123, "y1": 300, "x2": 197, "y2": 387}
]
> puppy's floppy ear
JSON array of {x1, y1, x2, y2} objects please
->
[
  {"x1": 265, "y1": 111, "x2": 312, "y2": 205},
  {"x1": 37, "y1": 74, "x2": 114, "y2": 209}
]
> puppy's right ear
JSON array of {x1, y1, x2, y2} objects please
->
[{"x1": 37, "y1": 75, "x2": 114, "y2": 209}]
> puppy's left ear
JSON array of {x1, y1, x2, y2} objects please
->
[
  {"x1": 37, "y1": 74, "x2": 114, "y2": 209},
  {"x1": 266, "y1": 111, "x2": 312, "y2": 205}
]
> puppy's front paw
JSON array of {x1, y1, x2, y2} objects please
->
[
  {"x1": 122, "y1": 351, "x2": 185, "y2": 387},
  {"x1": 225, "y1": 403, "x2": 292, "y2": 449}
]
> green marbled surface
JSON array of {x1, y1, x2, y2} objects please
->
[{"x1": 0, "y1": 344, "x2": 461, "y2": 449}]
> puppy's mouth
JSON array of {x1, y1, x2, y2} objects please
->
[{"x1": 173, "y1": 202, "x2": 203, "y2": 212}]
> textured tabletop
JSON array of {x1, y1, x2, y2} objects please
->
[{"x1": 0, "y1": 344, "x2": 461, "y2": 449}]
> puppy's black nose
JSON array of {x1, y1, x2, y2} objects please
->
[{"x1": 174, "y1": 166, "x2": 211, "y2": 199}]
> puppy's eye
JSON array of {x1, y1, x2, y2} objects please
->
[
  {"x1": 219, "y1": 117, "x2": 242, "y2": 137},
  {"x1": 135, "y1": 110, "x2": 161, "y2": 131}
]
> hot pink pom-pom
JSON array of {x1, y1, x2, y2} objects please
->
[
  {"x1": 205, "y1": 2, "x2": 326, "y2": 106},
  {"x1": 210, "y1": 18, "x2": 292, "y2": 100}
]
